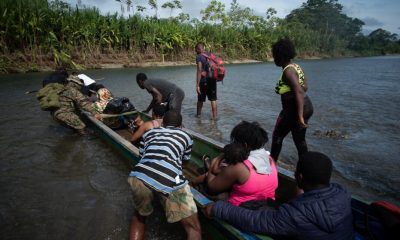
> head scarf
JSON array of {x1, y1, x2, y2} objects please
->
[{"x1": 94, "y1": 88, "x2": 112, "y2": 113}]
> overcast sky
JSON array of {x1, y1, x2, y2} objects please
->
[{"x1": 66, "y1": 0, "x2": 400, "y2": 35}]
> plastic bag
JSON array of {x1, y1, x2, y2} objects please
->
[{"x1": 103, "y1": 97, "x2": 135, "y2": 114}]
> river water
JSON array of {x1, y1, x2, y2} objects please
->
[{"x1": 1, "y1": 56, "x2": 399, "y2": 239}]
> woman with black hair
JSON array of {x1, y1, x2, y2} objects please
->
[
  {"x1": 196, "y1": 121, "x2": 278, "y2": 207},
  {"x1": 270, "y1": 38, "x2": 314, "y2": 162}
]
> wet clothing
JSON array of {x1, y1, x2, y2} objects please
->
[
  {"x1": 143, "y1": 79, "x2": 185, "y2": 113},
  {"x1": 167, "y1": 87, "x2": 185, "y2": 113},
  {"x1": 197, "y1": 78, "x2": 217, "y2": 102},
  {"x1": 196, "y1": 53, "x2": 217, "y2": 102},
  {"x1": 130, "y1": 127, "x2": 193, "y2": 195},
  {"x1": 213, "y1": 183, "x2": 354, "y2": 240},
  {"x1": 54, "y1": 81, "x2": 95, "y2": 130},
  {"x1": 228, "y1": 159, "x2": 278, "y2": 206},
  {"x1": 271, "y1": 63, "x2": 313, "y2": 161},
  {"x1": 127, "y1": 177, "x2": 197, "y2": 223}
]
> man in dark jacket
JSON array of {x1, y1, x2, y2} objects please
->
[{"x1": 205, "y1": 151, "x2": 354, "y2": 240}]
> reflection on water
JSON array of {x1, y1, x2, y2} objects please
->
[{"x1": 1, "y1": 56, "x2": 399, "y2": 239}]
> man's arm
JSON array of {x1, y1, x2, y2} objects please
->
[
  {"x1": 131, "y1": 122, "x2": 151, "y2": 143},
  {"x1": 210, "y1": 201, "x2": 296, "y2": 237},
  {"x1": 144, "y1": 86, "x2": 162, "y2": 113},
  {"x1": 196, "y1": 61, "x2": 203, "y2": 95},
  {"x1": 73, "y1": 87, "x2": 95, "y2": 114}
]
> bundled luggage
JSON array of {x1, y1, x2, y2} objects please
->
[{"x1": 103, "y1": 97, "x2": 136, "y2": 114}]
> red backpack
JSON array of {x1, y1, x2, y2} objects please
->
[{"x1": 202, "y1": 53, "x2": 225, "y2": 82}]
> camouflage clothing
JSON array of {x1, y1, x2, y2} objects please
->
[{"x1": 54, "y1": 81, "x2": 95, "y2": 130}]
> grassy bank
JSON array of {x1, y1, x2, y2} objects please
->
[
  {"x1": 0, "y1": 50, "x2": 265, "y2": 73},
  {"x1": 1, "y1": 0, "x2": 399, "y2": 74}
]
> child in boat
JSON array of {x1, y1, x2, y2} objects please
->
[{"x1": 191, "y1": 142, "x2": 248, "y2": 186}]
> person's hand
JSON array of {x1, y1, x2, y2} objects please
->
[
  {"x1": 94, "y1": 114, "x2": 102, "y2": 121},
  {"x1": 299, "y1": 122, "x2": 308, "y2": 129},
  {"x1": 298, "y1": 118, "x2": 308, "y2": 129},
  {"x1": 210, "y1": 155, "x2": 224, "y2": 174},
  {"x1": 196, "y1": 85, "x2": 201, "y2": 95},
  {"x1": 203, "y1": 203, "x2": 214, "y2": 218}
]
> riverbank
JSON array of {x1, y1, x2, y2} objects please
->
[{"x1": 0, "y1": 52, "x2": 264, "y2": 74}]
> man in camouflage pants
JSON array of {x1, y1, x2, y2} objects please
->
[{"x1": 54, "y1": 75, "x2": 96, "y2": 135}]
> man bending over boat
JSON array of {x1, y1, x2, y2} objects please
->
[
  {"x1": 53, "y1": 75, "x2": 99, "y2": 135},
  {"x1": 205, "y1": 151, "x2": 354, "y2": 240},
  {"x1": 127, "y1": 110, "x2": 201, "y2": 240},
  {"x1": 136, "y1": 73, "x2": 185, "y2": 114}
]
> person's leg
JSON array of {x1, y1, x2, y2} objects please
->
[
  {"x1": 127, "y1": 177, "x2": 154, "y2": 240},
  {"x1": 196, "y1": 101, "x2": 203, "y2": 117},
  {"x1": 292, "y1": 95, "x2": 314, "y2": 159},
  {"x1": 291, "y1": 127, "x2": 308, "y2": 159},
  {"x1": 197, "y1": 82, "x2": 206, "y2": 117},
  {"x1": 129, "y1": 214, "x2": 146, "y2": 240},
  {"x1": 54, "y1": 111, "x2": 87, "y2": 134},
  {"x1": 207, "y1": 78, "x2": 218, "y2": 120},
  {"x1": 180, "y1": 214, "x2": 202, "y2": 240},
  {"x1": 270, "y1": 110, "x2": 292, "y2": 161},
  {"x1": 163, "y1": 185, "x2": 201, "y2": 239},
  {"x1": 210, "y1": 101, "x2": 217, "y2": 120}
]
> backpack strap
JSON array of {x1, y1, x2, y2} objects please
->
[{"x1": 201, "y1": 53, "x2": 218, "y2": 64}]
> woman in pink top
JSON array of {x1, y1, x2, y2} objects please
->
[
  {"x1": 206, "y1": 121, "x2": 278, "y2": 206},
  {"x1": 228, "y1": 157, "x2": 278, "y2": 206}
]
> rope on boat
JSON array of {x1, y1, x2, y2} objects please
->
[{"x1": 99, "y1": 111, "x2": 138, "y2": 118}]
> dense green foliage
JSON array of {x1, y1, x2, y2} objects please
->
[{"x1": 0, "y1": 0, "x2": 399, "y2": 72}]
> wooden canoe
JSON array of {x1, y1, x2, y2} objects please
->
[{"x1": 83, "y1": 111, "x2": 384, "y2": 240}]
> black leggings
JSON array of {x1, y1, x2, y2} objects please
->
[{"x1": 270, "y1": 95, "x2": 313, "y2": 161}]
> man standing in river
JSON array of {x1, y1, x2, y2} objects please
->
[
  {"x1": 195, "y1": 42, "x2": 218, "y2": 120},
  {"x1": 127, "y1": 110, "x2": 201, "y2": 240}
]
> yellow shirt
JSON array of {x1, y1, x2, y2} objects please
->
[{"x1": 275, "y1": 63, "x2": 305, "y2": 95}]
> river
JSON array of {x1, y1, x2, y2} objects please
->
[{"x1": 0, "y1": 56, "x2": 399, "y2": 239}]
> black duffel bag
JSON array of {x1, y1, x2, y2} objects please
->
[{"x1": 103, "y1": 97, "x2": 136, "y2": 114}]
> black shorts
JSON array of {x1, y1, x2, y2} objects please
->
[{"x1": 198, "y1": 78, "x2": 217, "y2": 102}]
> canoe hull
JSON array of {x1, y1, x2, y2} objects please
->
[{"x1": 83, "y1": 112, "x2": 377, "y2": 240}]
